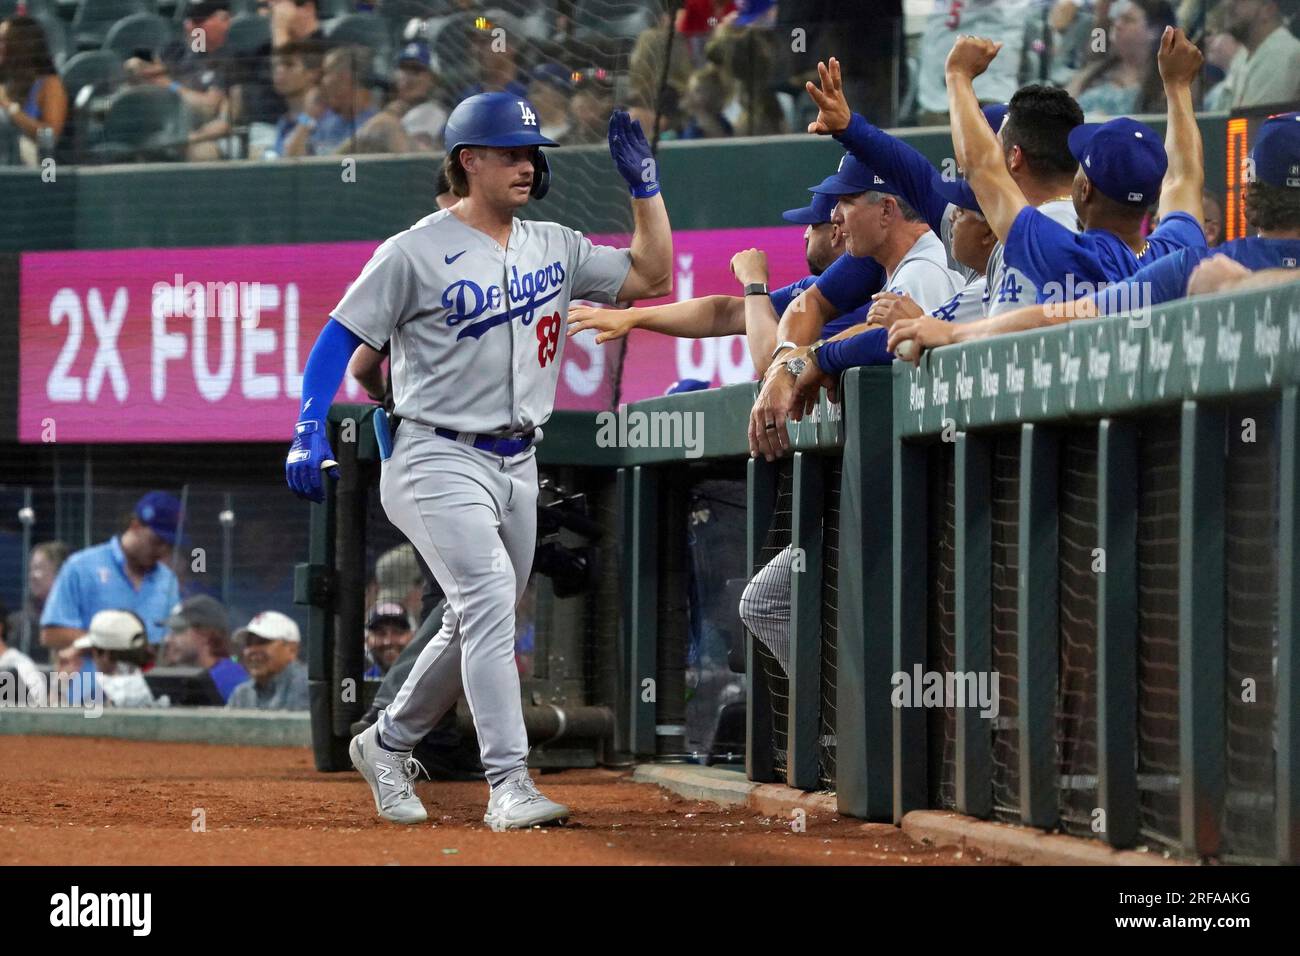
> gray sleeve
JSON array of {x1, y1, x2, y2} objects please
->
[
  {"x1": 330, "y1": 239, "x2": 418, "y2": 350},
  {"x1": 225, "y1": 682, "x2": 252, "y2": 709},
  {"x1": 569, "y1": 231, "x2": 633, "y2": 304},
  {"x1": 890, "y1": 261, "x2": 960, "y2": 313},
  {"x1": 286, "y1": 665, "x2": 310, "y2": 711}
]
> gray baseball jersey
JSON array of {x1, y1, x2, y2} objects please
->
[
  {"x1": 984, "y1": 199, "x2": 1079, "y2": 316},
  {"x1": 885, "y1": 230, "x2": 968, "y2": 312},
  {"x1": 331, "y1": 209, "x2": 632, "y2": 435}
]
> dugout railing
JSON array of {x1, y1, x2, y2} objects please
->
[{"x1": 894, "y1": 279, "x2": 1300, "y2": 864}]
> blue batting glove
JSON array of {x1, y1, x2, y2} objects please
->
[
  {"x1": 607, "y1": 109, "x2": 660, "y2": 199},
  {"x1": 285, "y1": 419, "x2": 338, "y2": 503}
]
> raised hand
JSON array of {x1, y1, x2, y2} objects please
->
[
  {"x1": 945, "y1": 35, "x2": 1003, "y2": 81},
  {"x1": 805, "y1": 57, "x2": 852, "y2": 135},
  {"x1": 608, "y1": 109, "x2": 660, "y2": 199}
]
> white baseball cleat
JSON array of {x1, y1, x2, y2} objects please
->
[
  {"x1": 349, "y1": 724, "x2": 429, "y2": 825},
  {"x1": 483, "y1": 769, "x2": 569, "y2": 830}
]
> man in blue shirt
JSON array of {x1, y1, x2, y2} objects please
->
[
  {"x1": 887, "y1": 111, "x2": 1300, "y2": 357},
  {"x1": 943, "y1": 29, "x2": 1207, "y2": 303},
  {"x1": 40, "y1": 491, "x2": 182, "y2": 652}
]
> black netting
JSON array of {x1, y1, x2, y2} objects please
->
[
  {"x1": 1221, "y1": 401, "x2": 1279, "y2": 861},
  {"x1": 991, "y1": 432, "x2": 1022, "y2": 822},
  {"x1": 927, "y1": 444, "x2": 957, "y2": 811},
  {"x1": 1136, "y1": 416, "x2": 1182, "y2": 851},
  {"x1": 757, "y1": 461, "x2": 794, "y2": 777},
  {"x1": 819, "y1": 458, "x2": 841, "y2": 791},
  {"x1": 1057, "y1": 428, "x2": 1100, "y2": 837}
]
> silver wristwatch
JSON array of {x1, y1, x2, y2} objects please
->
[{"x1": 784, "y1": 356, "x2": 809, "y2": 378}]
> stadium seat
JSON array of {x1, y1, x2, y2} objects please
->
[
  {"x1": 88, "y1": 85, "x2": 186, "y2": 163},
  {"x1": 224, "y1": 12, "x2": 270, "y2": 56},
  {"x1": 324, "y1": 12, "x2": 393, "y2": 65},
  {"x1": 570, "y1": 0, "x2": 656, "y2": 39},
  {"x1": 317, "y1": 0, "x2": 356, "y2": 18},
  {"x1": 172, "y1": 0, "x2": 256, "y2": 24},
  {"x1": 71, "y1": 0, "x2": 157, "y2": 50},
  {"x1": 61, "y1": 49, "x2": 126, "y2": 100},
  {"x1": 102, "y1": 12, "x2": 175, "y2": 59},
  {"x1": 32, "y1": 11, "x2": 69, "y2": 68}
]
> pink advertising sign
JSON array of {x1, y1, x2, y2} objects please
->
[{"x1": 18, "y1": 226, "x2": 808, "y2": 443}]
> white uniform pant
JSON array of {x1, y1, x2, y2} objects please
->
[{"x1": 376, "y1": 422, "x2": 537, "y2": 787}]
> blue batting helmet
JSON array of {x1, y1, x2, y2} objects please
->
[{"x1": 444, "y1": 92, "x2": 559, "y2": 200}]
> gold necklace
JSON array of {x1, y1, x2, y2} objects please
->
[
  {"x1": 1039, "y1": 195, "x2": 1074, "y2": 205},
  {"x1": 1136, "y1": 241, "x2": 1151, "y2": 258}
]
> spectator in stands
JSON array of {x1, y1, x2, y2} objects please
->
[
  {"x1": 172, "y1": 0, "x2": 237, "y2": 159},
  {"x1": 40, "y1": 492, "x2": 182, "y2": 653},
  {"x1": 0, "y1": 602, "x2": 47, "y2": 706},
  {"x1": 382, "y1": 41, "x2": 447, "y2": 153},
  {"x1": 630, "y1": 11, "x2": 694, "y2": 105},
  {"x1": 528, "y1": 63, "x2": 573, "y2": 144},
  {"x1": 227, "y1": 610, "x2": 308, "y2": 710},
  {"x1": 264, "y1": 37, "x2": 326, "y2": 158},
  {"x1": 1202, "y1": 29, "x2": 1242, "y2": 107},
  {"x1": 270, "y1": 0, "x2": 325, "y2": 49},
  {"x1": 364, "y1": 602, "x2": 413, "y2": 678},
  {"x1": 160, "y1": 594, "x2": 249, "y2": 703},
  {"x1": 676, "y1": 1, "x2": 737, "y2": 65},
  {"x1": 566, "y1": 70, "x2": 616, "y2": 144},
  {"x1": 679, "y1": 64, "x2": 734, "y2": 139},
  {"x1": 1216, "y1": 0, "x2": 1300, "y2": 109},
  {"x1": 0, "y1": 15, "x2": 67, "y2": 166},
  {"x1": 914, "y1": 0, "x2": 1031, "y2": 125},
  {"x1": 73, "y1": 610, "x2": 156, "y2": 708},
  {"x1": 371, "y1": 542, "x2": 425, "y2": 626},
  {"x1": 457, "y1": 14, "x2": 528, "y2": 103},
  {"x1": 54, "y1": 644, "x2": 85, "y2": 705},
  {"x1": 1065, "y1": 0, "x2": 1177, "y2": 117},
  {"x1": 6, "y1": 540, "x2": 69, "y2": 665},
  {"x1": 285, "y1": 46, "x2": 403, "y2": 156},
  {"x1": 712, "y1": 24, "x2": 786, "y2": 136},
  {"x1": 235, "y1": 0, "x2": 329, "y2": 142}
]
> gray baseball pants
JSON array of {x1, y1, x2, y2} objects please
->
[
  {"x1": 376, "y1": 421, "x2": 537, "y2": 788},
  {"x1": 738, "y1": 543, "x2": 793, "y2": 674}
]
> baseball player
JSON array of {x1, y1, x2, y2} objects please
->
[{"x1": 285, "y1": 92, "x2": 673, "y2": 828}]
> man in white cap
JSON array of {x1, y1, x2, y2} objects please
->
[
  {"x1": 73, "y1": 610, "x2": 155, "y2": 708},
  {"x1": 226, "y1": 611, "x2": 308, "y2": 711}
]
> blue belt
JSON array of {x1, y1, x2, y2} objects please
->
[{"x1": 434, "y1": 427, "x2": 536, "y2": 457}]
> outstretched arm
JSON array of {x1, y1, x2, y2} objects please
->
[
  {"x1": 1155, "y1": 27, "x2": 1205, "y2": 224},
  {"x1": 945, "y1": 37, "x2": 1027, "y2": 244},
  {"x1": 608, "y1": 110, "x2": 673, "y2": 301},
  {"x1": 568, "y1": 297, "x2": 746, "y2": 343},
  {"x1": 805, "y1": 58, "x2": 950, "y2": 233}
]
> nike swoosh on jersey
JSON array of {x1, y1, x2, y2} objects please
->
[{"x1": 444, "y1": 250, "x2": 467, "y2": 264}]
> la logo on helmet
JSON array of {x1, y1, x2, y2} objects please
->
[{"x1": 518, "y1": 102, "x2": 537, "y2": 127}]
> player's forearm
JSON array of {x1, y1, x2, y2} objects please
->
[
  {"x1": 624, "y1": 194, "x2": 673, "y2": 300},
  {"x1": 299, "y1": 319, "x2": 365, "y2": 424},
  {"x1": 949, "y1": 298, "x2": 1092, "y2": 344},
  {"x1": 774, "y1": 288, "x2": 834, "y2": 351},
  {"x1": 1211, "y1": 268, "x2": 1300, "y2": 295},
  {"x1": 633, "y1": 296, "x2": 745, "y2": 337},
  {"x1": 1159, "y1": 81, "x2": 1203, "y2": 219},
  {"x1": 41, "y1": 626, "x2": 83, "y2": 650},
  {"x1": 745, "y1": 295, "x2": 783, "y2": 375},
  {"x1": 946, "y1": 74, "x2": 1000, "y2": 183}
]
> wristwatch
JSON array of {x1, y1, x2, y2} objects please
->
[
  {"x1": 808, "y1": 339, "x2": 827, "y2": 365},
  {"x1": 783, "y1": 356, "x2": 809, "y2": 378},
  {"x1": 771, "y1": 339, "x2": 798, "y2": 360},
  {"x1": 744, "y1": 282, "x2": 769, "y2": 297}
]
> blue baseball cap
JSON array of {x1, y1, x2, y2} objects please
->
[
  {"x1": 397, "y1": 41, "x2": 432, "y2": 71},
  {"x1": 982, "y1": 103, "x2": 1008, "y2": 133},
  {"x1": 134, "y1": 491, "x2": 182, "y2": 545},
  {"x1": 1068, "y1": 117, "x2": 1167, "y2": 207},
  {"x1": 665, "y1": 378, "x2": 710, "y2": 395},
  {"x1": 934, "y1": 175, "x2": 981, "y2": 213},
  {"x1": 782, "y1": 191, "x2": 838, "y2": 225},
  {"x1": 734, "y1": 0, "x2": 776, "y2": 26},
  {"x1": 811, "y1": 153, "x2": 899, "y2": 197},
  {"x1": 1253, "y1": 111, "x2": 1300, "y2": 190}
]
